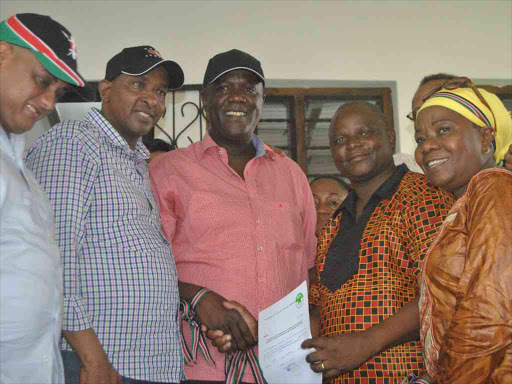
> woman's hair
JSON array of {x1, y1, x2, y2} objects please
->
[
  {"x1": 143, "y1": 138, "x2": 176, "y2": 153},
  {"x1": 310, "y1": 175, "x2": 351, "y2": 192},
  {"x1": 419, "y1": 73, "x2": 457, "y2": 86}
]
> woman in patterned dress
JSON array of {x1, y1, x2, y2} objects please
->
[{"x1": 413, "y1": 78, "x2": 512, "y2": 384}]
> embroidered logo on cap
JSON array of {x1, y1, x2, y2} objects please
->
[
  {"x1": 147, "y1": 48, "x2": 162, "y2": 58},
  {"x1": 61, "y1": 30, "x2": 76, "y2": 60}
]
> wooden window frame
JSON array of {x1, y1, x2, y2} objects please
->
[{"x1": 479, "y1": 84, "x2": 512, "y2": 103}]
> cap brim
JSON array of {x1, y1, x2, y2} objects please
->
[
  {"x1": 206, "y1": 66, "x2": 265, "y2": 86},
  {"x1": 122, "y1": 60, "x2": 184, "y2": 90},
  {"x1": 33, "y1": 50, "x2": 86, "y2": 87},
  {"x1": 1, "y1": 17, "x2": 85, "y2": 87}
]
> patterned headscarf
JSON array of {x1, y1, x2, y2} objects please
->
[{"x1": 417, "y1": 87, "x2": 512, "y2": 166}]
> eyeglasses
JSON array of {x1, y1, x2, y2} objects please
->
[
  {"x1": 407, "y1": 77, "x2": 497, "y2": 130},
  {"x1": 406, "y1": 109, "x2": 417, "y2": 122},
  {"x1": 425, "y1": 77, "x2": 496, "y2": 131}
]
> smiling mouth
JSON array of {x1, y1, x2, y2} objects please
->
[
  {"x1": 26, "y1": 103, "x2": 41, "y2": 117},
  {"x1": 347, "y1": 153, "x2": 369, "y2": 163},
  {"x1": 425, "y1": 158, "x2": 448, "y2": 169},
  {"x1": 225, "y1": 111, "x2": 247, "y2": 117},
  {"x1": 136, "y1": 111, "x2": 154, "y2": 120}
]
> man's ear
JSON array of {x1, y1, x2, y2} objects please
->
[
  {"x1": 0, "y1": 42, "x2": 14, "y2": 67},
  {"x1": 200, "y1": 88, "x2": 208, "y2": 107},
  {"x1": 98, "y1": 80, "x2": 112, "y2": 103}
]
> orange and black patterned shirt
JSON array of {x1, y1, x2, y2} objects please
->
[{"x1": 310, "y1": 165, "x2": 455, "y2": 384}]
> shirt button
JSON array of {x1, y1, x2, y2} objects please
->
[
  {"x1": 218, "y1": 150, "x2": 223, "y2": 155},
  {"x1": 258, "y1": 245, "x2": 263, "y2": 252},
  {"x1": 256, "y1": 219, "x2": 260, "y2": 224},
  {"x1": 250, "y1": 193, "x2": 254, "y2": 198}
]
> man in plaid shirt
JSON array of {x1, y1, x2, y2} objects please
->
[{"x1": 26, "y1": 46, "x2": 185, "y2": 384}]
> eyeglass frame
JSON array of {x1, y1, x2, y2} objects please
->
[
  {"x1": 406, "y1": 109, "x2": 417, "y2": 122},
  {"x1": 406, "y1": 77, "x2": 497, "y2": 131}
]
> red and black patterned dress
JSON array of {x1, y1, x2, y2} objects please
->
[{"x1": 310, "y1": 165, "x2": 455, "y2": 384}]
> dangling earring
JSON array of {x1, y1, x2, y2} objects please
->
[{"x1": 483, "y1": 146, "x2": 492, "y2": 155}]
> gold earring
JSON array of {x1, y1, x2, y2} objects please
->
[{"x1": 483, "y1": 146, "x2": 492, "y2": 155}]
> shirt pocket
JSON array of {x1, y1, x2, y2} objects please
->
[
  {"x1": 269, "y1": 201, "x2": 307, "y2": 293},
  {"x1": 269, "y1": 201, "x2": 304, "y2": 250}
]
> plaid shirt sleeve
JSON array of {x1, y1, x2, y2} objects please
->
[{"x1": 26, "y1": 124, "x2": 98, "y2": 331}]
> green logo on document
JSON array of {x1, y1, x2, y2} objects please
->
[{"x1": 295, "y1": 292, "x2": 304, "y2": 308}]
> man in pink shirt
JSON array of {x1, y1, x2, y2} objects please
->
[{"x1": 150, "y1": 49, "x2": 316, "y2": 383}]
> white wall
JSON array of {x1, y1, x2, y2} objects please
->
[{"x1": 2, "y1": 0, "x2": 511, "y2": 153}]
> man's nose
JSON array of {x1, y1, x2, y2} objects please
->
[
  {"x1": 228, "y1": 88, "x2": 247, "y2": 103},
  {"x1": 346, "y1": 136, "x2": 363, "y2": 149},
  {"x1": 38, "y1": 88, "x2": 58, "y2": 113},
  {"x1": 141, "y1": 90, "x2": 158, "y2": 107}
]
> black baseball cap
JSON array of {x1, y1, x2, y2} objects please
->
[
  {"x1": 0, "y1": 13, "x2": 85, "y2": 87},
  {"x1": 105, "y1": 45, "x2": 184, "y2": 90},
  {"x1": 203, "y1": 49, "x2": 265, "y2": 87}
]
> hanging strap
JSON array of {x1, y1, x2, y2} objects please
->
[
  {"x1": 180, "y1": 288, "x2": 267, "y2": 383},
  {"x1": 224, "y1": 346, "x2": 267, "y2": 384},
  {"x1": 179, "y1": 288, "x2": 215, "y2": 365}
]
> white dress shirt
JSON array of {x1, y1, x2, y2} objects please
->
[{"x1": 0, "y1": 126, "x2": 64, "y2": 384}]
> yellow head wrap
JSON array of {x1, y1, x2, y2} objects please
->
[{"x1": 417, "y1": 86, "x2": 512, "y2": 165}]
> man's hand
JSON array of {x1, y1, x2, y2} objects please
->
[
  {"x1": 80, "y1": 357, "x2": 122, "y2": 384},
  {"x1": 504, "y1": 144, "x2": 512, "y2": 171},
  {"x1": 196, "y1": 291, "x2": 256, "y2": 352},
  {"x1": 302, "y1": 298, "x2": 420, "y2": 379},
  {"x1": 62, "y1": 329, "x2": 122, "y2": 384},
  {"x1": 225, "y1": 300, "x2": 257, "y2": 340},
  {"x1": 302, "y1": 331, "x2": 376, "y2": 379},
  {"x1": 204, "y1": 300, "x2": 257, "y2": 354}
]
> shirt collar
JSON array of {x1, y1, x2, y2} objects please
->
[
  {"x1": 198, "y1": 132, "x2": 276, "y2": 160},
  {"x1": 375, "y1": 163, "x2": 409, "y2": 199},
  {"x1": 335, "y1": 163, "x2": 409, "y2": 219},
  {"x1": 251, "y1": 135, "x2": 266, "y2": 158},
  {"x1": 85, "y1": 108, "x2": 149, "y2": 159},
  {"x1": 0, "y1": 125, "x2": 26, "y2": 168}
]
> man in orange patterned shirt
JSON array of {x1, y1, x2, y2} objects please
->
[{"x1": 302, "y1": 102, "x2": 454, "y2": 383}]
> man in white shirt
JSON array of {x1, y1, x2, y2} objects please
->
[{"x1": 0, "y1": 13, "x2": 84, "y2": 384}]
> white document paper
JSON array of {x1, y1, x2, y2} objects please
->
[{"x1": 259, "y1": 280, "x2": 322, "y2": 384}]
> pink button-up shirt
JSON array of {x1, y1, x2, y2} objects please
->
[{"x1": 150, "y1": 133, "x2": 316, "y2": 382}]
